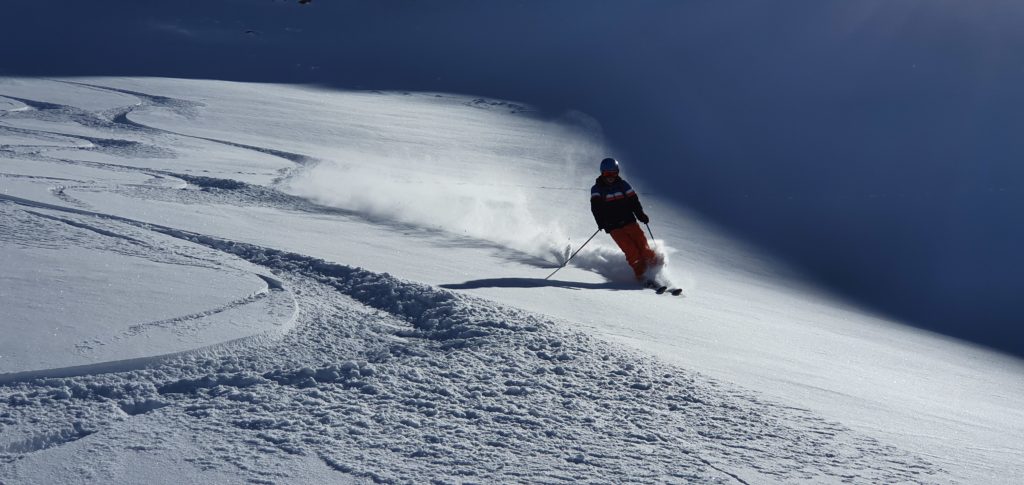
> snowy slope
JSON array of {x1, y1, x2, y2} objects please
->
[{"x1": 1, "y1": 78, "x2": 1022, "y2": 484}]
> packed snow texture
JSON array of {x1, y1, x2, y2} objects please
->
[{"x1": 1, "y1": 78, "x2": 1022, "y2": 484}]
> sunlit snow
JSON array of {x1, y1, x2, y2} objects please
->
[{"x1": 1, "y1": 78, "x2": 1022, "y2": 484}]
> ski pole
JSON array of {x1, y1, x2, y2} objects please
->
[
  {"x1": 644, "y1": 223, "x2": 658, "y2": 251},
  {"x1": 545, "y1": 228, "x2": 600, "y2": 280}
]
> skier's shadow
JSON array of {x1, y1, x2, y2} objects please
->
[{"x1": 440, "y1": 277, "x2": 631, "y2": 291}]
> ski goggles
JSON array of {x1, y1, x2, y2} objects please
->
[{"x1": 602, "y1": 170, "x2": 619, "y2": 177}]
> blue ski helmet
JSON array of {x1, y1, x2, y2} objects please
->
[{"x1": 600, "y1": 157, "x2": 619, "y2": 174}]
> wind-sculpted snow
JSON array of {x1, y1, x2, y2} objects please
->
[{"x1": 0, "y1": 230, "x2": 942, "y2": 483}]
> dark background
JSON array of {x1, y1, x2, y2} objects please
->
[{"x1": 3, "y1": 0, "x2": 1022, "y2": 356}]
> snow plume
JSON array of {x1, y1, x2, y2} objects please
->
[
  {"x1": 287, "y1": 156, "x2": 567, "y2": 260},
  {"x1": 280, "y1": 94, "x2": 685, "y2": 285},
  {"x1": 284, "y1": 97, "x2": 608, "y2": 267},
  {"x1": 572, "y1": 238, "x2": 680, "y2": 286}
]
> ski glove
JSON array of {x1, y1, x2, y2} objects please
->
[{"x1": 637, "y1": 213, "x2": 650, "y2": 224}]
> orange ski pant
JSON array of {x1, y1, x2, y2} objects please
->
[{"x1": 609, "y1": 222, "x2": 658, "y2": 280}]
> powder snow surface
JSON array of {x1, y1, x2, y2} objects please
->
[{"x1": 1, "y1": 78, "x2": 1022, "y2": 484}]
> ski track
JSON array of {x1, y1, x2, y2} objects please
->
[
  {"x1": 2, "y1": 81, "x2": 310, "y2": 184},
  {"x1": 0, "y1": 81, "x2": 947, "y2": 484},
  {"x1": 61, "y1": 80, "x2": 317, "y2": 169},
  {"x1": 4, "y1": 82, "x2": 553, "y2": 270},
  {"x1": 119, "y1": 288, "x2": 273, "y2": 340}
]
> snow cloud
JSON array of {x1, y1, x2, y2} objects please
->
[{"x1": 284, "y1": 96, "x2": 612, "y2": 269}]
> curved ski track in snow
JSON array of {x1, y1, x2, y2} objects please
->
[
  {"x1": 61, "y1": 80, "x2": 317, "y2": 170},
  {"x1": 3, "y1": 81, "x2": 313, "y2": 190},
  {"x1": 0, "y1": 194, "x2": 301, "y2": 383}
]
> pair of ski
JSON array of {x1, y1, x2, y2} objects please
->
[{"x1": 645, "y1": 280, "x2": 684, "y2": 297}]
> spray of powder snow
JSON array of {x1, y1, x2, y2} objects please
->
[
  {"x1": 289, "y1": 154, "x2": 576, "y2": 262},
  {"x1": 571, "y1": 238, "x2": 680, "y2": 286},
  {"x1": 284, "y1": 101, "x2": 681, "y2": 286}
]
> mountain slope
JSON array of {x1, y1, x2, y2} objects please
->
[{"x1": 2, "y1": 77, "x2": 1022, "y2": 483}]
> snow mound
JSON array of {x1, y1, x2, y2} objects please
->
[{"x1": 1, "y1": 231, "x2": 940, "y2": 484}]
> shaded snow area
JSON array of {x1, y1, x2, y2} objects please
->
[{"x1": 1, "y1": 77, "x2": 1021, "y2": 484}]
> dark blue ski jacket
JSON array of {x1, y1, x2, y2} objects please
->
[{"x1": 590, "y1": 176, "x2": 647, "y2": 232}]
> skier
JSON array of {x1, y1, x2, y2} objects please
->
[{"x1": 590, "y1": 157, "x2": 660, "y2": 284}]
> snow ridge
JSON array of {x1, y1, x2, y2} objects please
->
[{"x1": 2, "y1": 218, "x2": 942, "y2": 483}]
